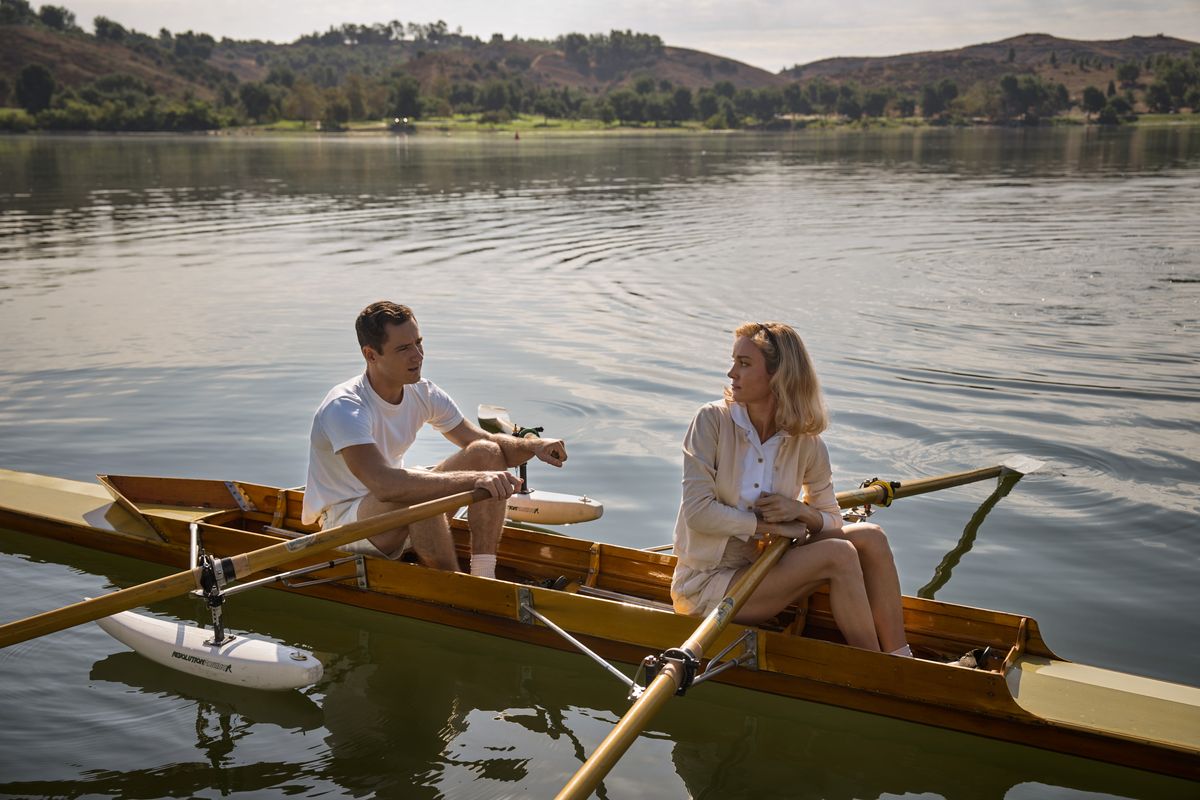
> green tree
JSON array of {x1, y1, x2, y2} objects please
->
[
  {"x1": 1106, "y1": 80, "x2": 1116, "y2": 97},
  {"x1": 1109, "y1": 95, "x2": 1133, "y2": 115},
  {"x1": 0, "y1": 77, "x2": 9, "y2": 106},
  {"x1": 36, "y1": 4, "x2": 74, "y2": 30},
  {"x1": 862, "y1": 88, "x2": 891, "y2": 118},
  {"x1": 695, "y1": 88, "x2": 718, "y2": 119},
  {"x1": 15, "y1": 63, "x2": 54, "y2": 113},
  {"x1": 669, "y1": 87, "x2": 693, "y2": 122},
  {"x1": 1116, "y1": 62, "x2": 1140, "y2": 85},
  {"x1": 239, "y1": 81, "x2": 274, "y2": 122},
  {"x1": 607, "y1": 88, "x2": 644, "y2": 123},
  {"x1": 343, "y1": 73, "x2": 367, "y2": 119},
  {"x1": 808, "y1": 79, "x2": 838, "y2": 113},
  {"x1": 921, "y1": 83, "x2": 945, "y2": 117},
  {"x1": 479, "y1": 80, "x2": 509, "y2": 112},
  {"x1": 533, "y1": 92, "x2": 563, "y2": 122},
  {"x1": 321, "y1": 88, "x2": 350, "y2": 130},
  {"x1": 93, "y1": 15, "x2": 126, "y2": 41},
  {"x1": 285, "y1": 79, "x2": 325, "y2": 122},
  {"x1": 0, "y1": 0, "x2": 37, "y2": 24},
  {"x1": 1049, "y1": 51, "x2": 1058, "y2": 68},
  {"x1": 782, "y1": 82, "x2": 811, "y2": 114},
  {"x1": 1007, "y1": 46, "x2": 1015, "y2": 63},
  {"x1": 704, "y1": 98, "x2": 739, "y2": 129},
  {"x1": 1185, "y1": 86, "x2": 1200, "y2": 112},
  {"x1": 1157, "y1": 56, "x2": 1199, "y2": 107},
  {"x1": 389, "y1": 75, "x2": 422, "y2": 118},
  {"x1": 642, "y1": 93, "x2": 668, "y2": 125},
  {"x1": 562, "y1": 32, "x2": 589, "y2": 72},
  {"x1": 835, "y1": 84, "x2": 861, "y2": 118},
  {"x1": 633, "y1": 75, "x2": 655, "y2": 95},
  {"x1": 1145, "y1": 80, "x2": 1172, "y2": 112},
  {"x1": 1081, "y1": 86, "x2": 1106, "y2": 116},
  {"x1": 894, "y1": 96, "x2": 916, "y2": 117}
]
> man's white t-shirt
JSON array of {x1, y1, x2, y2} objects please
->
[{"x1": 302, "y1": 373, "x2": 464, "y2": 525}]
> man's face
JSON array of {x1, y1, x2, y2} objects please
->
[{"x1": 366, "y1": 319, "x2": 424, "y2": 385}]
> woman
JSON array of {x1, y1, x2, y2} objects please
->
[{"x1": 671, "y1": 321, "x2": 911, "y2": 656}]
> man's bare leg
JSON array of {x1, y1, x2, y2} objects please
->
[
  {"x1": 433, "y1": 439, "x2": 509, "y2": 577},
  {"x1": 355, "y1": 494, "x2": 458, "y2": 570}
]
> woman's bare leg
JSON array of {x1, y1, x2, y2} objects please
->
[
  {"x1": 828, "y1": 522, "x2": 907, "y2": 652},
  {"x1": 733, "y1": 539, "x2": 881, "y2": 651}
]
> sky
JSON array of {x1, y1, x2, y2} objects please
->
[{"x1": 62, "y1": 1, "x2": 1200, "y2": 72}]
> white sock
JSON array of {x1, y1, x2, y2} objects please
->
[
  {"x1": 470, "y1": 554, "x2": 497, "y2": 579},
  {"x1": 890, "y1": 644, "x2": 914, "y2": 658}
]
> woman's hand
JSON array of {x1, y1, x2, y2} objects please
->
[
  {"x1": 753, "y1": 518, "x2": 808, "y2": 542},
  {"x1": 754, "y1": 493, "x2": 804, "y2": 523}
]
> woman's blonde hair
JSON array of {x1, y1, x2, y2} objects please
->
[{"x1": 726, "y1": 321, "x2": 828, "y2": 436}]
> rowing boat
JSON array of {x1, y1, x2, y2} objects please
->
[{"x1": 0, "y1": 467, "x2": 1197, "y2": 780}]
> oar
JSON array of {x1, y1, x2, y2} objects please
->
[
  {"x1": 639, "y1": 456, "x2": 1044, "y2": 553},
  {"x1": 557, "y1": 536, "x2": 791, "y2": 799},
  {"x1": 554, "y1": 456, "x2": 1041, "y2": 800},
  {"x1": 0, "y1": 487, "x2": 491, "y2": 649}
]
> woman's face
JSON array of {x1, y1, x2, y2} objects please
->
[{"x1": 728, "y1": 335, "x2": 773, "y2": 405}]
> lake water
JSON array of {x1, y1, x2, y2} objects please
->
[{"x1": 0, "y1": 128, "x2": 1198, "y2": 799}]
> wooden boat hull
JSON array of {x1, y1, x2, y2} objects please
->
[{"x1": 0, "y1": 468, "x2": 1197, "y2": 780}]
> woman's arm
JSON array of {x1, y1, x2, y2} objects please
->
[{"x1": 679, "y1": 406, "x2": 758, "y2": 538}]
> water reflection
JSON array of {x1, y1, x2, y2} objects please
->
[{"x1": 2, "y1": 529, "x2": 1196, "y2": 799}]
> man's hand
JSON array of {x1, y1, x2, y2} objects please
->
[
  {"x1": 533, "y1": 437, "x2": 568, "y2": 468},
  {"x1": 754, "y1": 493, "x2": 804, "y2": 523},
  {"x1": 474, "y1": 470, "x2": 523, "y2": 499}
]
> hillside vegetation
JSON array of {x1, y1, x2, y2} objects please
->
[{"x1": 1, "y1": 0, "x2": 1197, "y2": 133}]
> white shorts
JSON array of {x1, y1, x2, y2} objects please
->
[
  {"x1": 670, "y1": 537, "x2": 759, "y2": 616},
  {"x1": 319, "y1": 496, "x2": 411, "y2": 560}
]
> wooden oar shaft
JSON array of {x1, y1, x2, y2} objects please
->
[
  {"x1": 836, "y1": 465, "x2": 1007, "y2": 509},
  {"x1": 556, "y1": 535, "x2": 791, "y2": 800},
  {"x1": 0, "y1": 487, "x2": 490, "y2": 648}
]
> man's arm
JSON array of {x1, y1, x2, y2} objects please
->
[
  {"x1": 442, "y1": 420, "x2": 567, "y2": 469},
  {"x1": 340, "y1": 443, "x2": 519, "y2": 504}
]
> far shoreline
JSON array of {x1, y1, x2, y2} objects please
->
[{"x1": 222, "y1": 112, "x2": 1200, "y2": 138}]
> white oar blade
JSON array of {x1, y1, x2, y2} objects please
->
[
  {"x1": 478, "y1": 404, "x2": 515, "y2": 434},
  {"x1": 1001, "y1": 455, "x2": 1045, "y2": 476}
]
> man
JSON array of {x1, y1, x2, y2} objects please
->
[{"x1": 301, "y1": 301, "x2": 567, "y2": 579}]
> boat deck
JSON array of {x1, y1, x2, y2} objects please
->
[{"x1": 1009, "y1": 656, "x2": 1200, "y2": 751}]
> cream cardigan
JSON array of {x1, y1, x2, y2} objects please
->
[{"x1": 672, "y1": 399, "x2": 840, "y2": 571}]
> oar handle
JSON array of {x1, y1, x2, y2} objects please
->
[{"x1": 0, "y1": 487, "x2": 492, "y2": 648}]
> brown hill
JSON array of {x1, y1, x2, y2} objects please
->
[
  {"x1": 785, "y1": 33, "x2": 1199, "y2": 94},
  {"x1": 212, "y1": 39, "x2": 787, "y2": 94},
  {"x1": 0, "y1": 25, "x2": 219, "y2": 99}
]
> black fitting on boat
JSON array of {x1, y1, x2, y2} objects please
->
[
  {"x1": 199, "y1": 553, "x2": 231, "y2": 646},
  {"x1": 658, "y1": 647, "x2": 701, "y2": 695}
]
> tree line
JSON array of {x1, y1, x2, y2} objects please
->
[{"x1": 2, "y1": 1, "x2": 1198, "y2": 133}]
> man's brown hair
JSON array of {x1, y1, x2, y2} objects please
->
[{"x1": 356, "y1": 301, "x2": 414, "y2": 353}]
